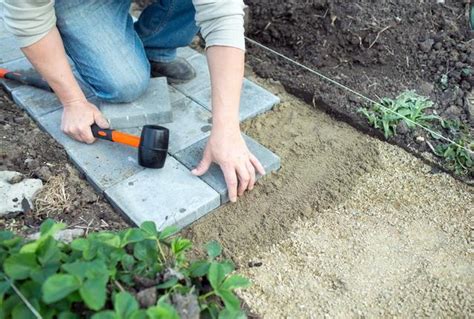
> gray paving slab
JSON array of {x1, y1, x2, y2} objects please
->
[
  {"x1": 164, "y1": 94, "x2": 212, "y2": 155},
  {"x1": 12, "y1": 86, "x2": 61, "y2": 118},
  {"x1": 38, "y1": 109, "x2": 144, "y2": 191},
  {"x1": 172, "y1": 54, "x2": 210, "y2": 96},
  {"x1": 192, "y1": 78, "x2": 280, "y2": 121},
  {"x1": 0, "y1": 36, "x2": 24, "y2": 64},
  {"x1": 123, "y1": 91, "x2": 212, "y2": 155},
  {"x1": 174, "y1": 134, "x2": 281, "y2": 203},
  {"x1": 0, "y1": 58, "x2": 34, "y2": 93},
  {"x1": 105, "y1": 156, "x2": 220, "y2": 229},
  {"x1": 100, "y1": 77, "x2": 172, "y2": 129}
]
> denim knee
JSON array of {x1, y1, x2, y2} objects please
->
[{"x1": 97, "y1": 69, "x2": 150, "y2": 103}]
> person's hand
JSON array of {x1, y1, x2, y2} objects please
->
[
  {"x1": 61, "y1": 99, "x2": 109, "y2": 143},
  {"x1": 192, "y1": 129, "x2": 266, "y2": 202}
]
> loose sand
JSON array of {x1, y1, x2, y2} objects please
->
[{"x1": 184, "y1": 78, "x2": 473, "y2": 317}]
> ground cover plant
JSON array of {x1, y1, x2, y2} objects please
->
[
  {"x1": 359, "y1": 90, "x2": 473, "y2": 176},
  {"x1": 0, "y1": 220, "x2": 250, "y2": 318}
]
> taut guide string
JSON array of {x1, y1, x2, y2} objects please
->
[{"x1": 245, "y1": 36, "x2": 473, "y2": 155}]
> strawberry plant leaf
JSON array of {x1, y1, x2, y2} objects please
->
[
  {"x1": 58, "y1": 311, "x2": 80, "y2": 319},
  {"x1": 206, "y1": 241, "x2": 222, "y2": 260},
  {"x1": 91, "y1": 311, "x2": 116, "y2": 319},
  {"x1": 120, "y1": 229, "x2": 145, "y2": 247},
  {"x1": 140, "y1": 221, "x2": 158, "y2": 238},
  {"x1": 218, "y1": 308, "x2": 246, "y2": 319},
  {"x1": 189, "y1": 260, "x2": 210, "y2": 277},
  {"x1": 156, "y1": 277, "x2": 178, "y2": 289},
  {"x1": 158, "y1": 226, "x2": 178, "y2": 240},
  {"x1": 114, "y1": 291, "x2": 139, "y2": 318},
  {"x1": 42, "y1": 274, "x2": 80, "y2": 303},
  {"x1": 4, "y1": 253, "x2": 38, "y2": 280},
  {"x1": 208, "y1": 262, "x2": 226, "y2": 290},
  {"x1": 146, "y1": 300, "x2": 180, "y2": 319},
  {"x1": 80, "y1": 276, "x2": 108, "y2": 311},
  {"x1": 216, "y1": 290, "x2": 240, "y2": 312},
  {"x1": 221, "y1": 275, "x2": 251, "y2": 290}
]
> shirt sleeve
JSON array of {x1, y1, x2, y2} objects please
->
[
  {"x1": 192, "y1": 0, "x2": 246, "y2": 51},
  {"x1": 3, "y1": 0, "x2": 56, "y2": 48}
]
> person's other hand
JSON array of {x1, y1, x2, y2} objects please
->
[
  {"x1": 61, "y1": 99, "x2": 109, "y2": 143},
  {"x1": 192, "y1": 129, "x2": 266, "y2": 202}
]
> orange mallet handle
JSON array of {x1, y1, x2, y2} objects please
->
[{"x1": 91, "y1": 124, "x2": 140, "y2": 148}]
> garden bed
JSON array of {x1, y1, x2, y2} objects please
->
[{"x1": 245, "y1": 0, "x2": 473, "y2": 181}]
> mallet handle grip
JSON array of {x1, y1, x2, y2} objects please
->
[
  {"x1": 0, "y1": 68, "x2": 52, "y2": 92},
  {"x1": 91, "y1": 124, "x2": 140, "y2": 148}
]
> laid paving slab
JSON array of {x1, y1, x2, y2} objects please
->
[
  {"x1": 0, "y1": 36, "x2": 24, "y2": 64},
  {"x1": 172, "y1": 54, "x2": 210, "y2": 96},
  {"x1": 174, "y1": 134, "x2": 281, "y2": 203},
  {"x1": 38, "y1": 109, "x2": 144, "y2": 191},
  {"x1": 192, "y1": 78, "x2": 281, "y2": 121},
  {"x1": 105, "y1": 156, "x2": 220, "y2": 229},
  {"x1": 100, "y1": 77, "x2": 172, "y2": 129},
  {"x1": 12, "y1": 86, "x2": 61, "y2": 118},
  {"x1": 172, "y1": 48, "x2": 280, "y2": 121}
]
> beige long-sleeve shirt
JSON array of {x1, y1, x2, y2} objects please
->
[{"x1": 1, "y1": 0, "x2": 246, "y2": 51}]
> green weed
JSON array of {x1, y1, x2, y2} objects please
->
[
  {"x1": 358, "y1": 91, "x2": 440, "y2": 139},
  {"x1": 434, "y1": 137, "x2": 474, "y2": 176},
  {"x1": 0, "y1": 220, "x2": 250, "y2": 318}
]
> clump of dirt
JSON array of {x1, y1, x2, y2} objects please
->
[
  {"x1": 0, "y1": 89, "x2": 127, "y2": 234},
  {"x1": 183, "y1": 78, "x2": 382, "y2": 260},
  {"x1": 245, "y1": 0, "x2": 473, "y2": 179}
]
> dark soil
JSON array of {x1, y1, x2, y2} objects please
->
[
  {"x1": 0, "y1": 89, "x2": 128, "y2": 234},
  {"x1": 244, "y1": 0, "x2": 473, "y2": 181}
]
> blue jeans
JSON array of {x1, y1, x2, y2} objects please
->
[{"x1": 55, "y1": 0, "x2": 199, "y2": 103}]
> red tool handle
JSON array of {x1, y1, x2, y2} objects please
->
[
  {"x1": 0, "y1": 68, "x2": 52, "y2": 92},
  {"x1": 91, "y1": 124, "x2": 140, "y2": 148}
]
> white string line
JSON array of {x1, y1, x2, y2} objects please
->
[
  {"x1": 3, "y1": 275, "x2": 42, "y2": 319},
  {"x1": 245, "y1": 36, "x2": 473, "y2": 154}
]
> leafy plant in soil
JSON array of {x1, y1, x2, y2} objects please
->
[
  {"x1": 0, "y1": 220, "x2": 250, "y2": 319},
  {"x1": 434, "y1": 120, "x2": 474, "y2": 175},
  {"x1": 358, "y1": 91, "x2": 440, "y2": 139}
]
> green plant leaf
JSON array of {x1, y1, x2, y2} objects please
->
[
  {"x1": 208, "y1": 262, "x2": 226, "y2": 290},
  {"x1": 37, "y1": 236, "x2": 61, "y2": 266},
  {"x1": 80, "y1": 276, "x2": 108, "y2": 311},
  {"x1": 58, "y1": 311, "x2": 81, "y2": 319},
  {"x1": 40, "y1": 219, "x2": 66, "y2": 238},
  {"x1": 218, "y1": 308, "x2": 246, "y2": 319},
  {"x1": 156, "y1": 277, "x2": 178, "y2": 289},
  {"x1": 94, "y1": 233, "x2": 121, "y2": 248},
  {"x1": 42, "y1": 274, "x2": 81, "y2": 303},
  {"x1": 91, "y1": 311, "x2": 116, "y2": 319},
  {"x1": 114, "y1": 291, "x2": 139, "y2": 319},
  {"x1": 206, "y1": 241, "x2": 222, "y2": 260},
  {"x1": 140, "y1": 221, "x2": 158, "y2": 238},
  {"x1": 120, "y1": 229, "x2": 145, "y2": 247},
  {"x1": 70, "y1": 238, "x2": 89, "y2": 251},
  {"x1": 171, "y1": 238, "x2": 192, "y2": 256},
  {"x1": 146, "y1": 301, "x2": 180, "y2": 319},
  {"x1": 217, "y1": 290, "x2": 240, "y2": 312},
  {"x1": 3, "y1": 253, "x2": 38, "y2": 280},
  {"x1": 221, "y1": 275, "x2": 251, "y2": 290},
  {"x1": 189, "y1": 260, "x2": 210, "y2": 277},
  {"x1": 158, "y1": 226, "x2": 178, "y2": 240}
]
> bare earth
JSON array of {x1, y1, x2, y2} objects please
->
[{"x1": 184, "y1": 77, "x2": 474, "y2": 317}]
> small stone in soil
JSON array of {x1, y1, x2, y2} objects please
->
[
  {"x1": 419, "y1": 38, "x2": 434, "y2": 52},
  {"x1": 396, "y1": 121, "x2": 410, "y2": 135},
  {"x1": 136, "y1": 287, "x2": 157, "y2": 308},
  {"x1": 35, "y1": 166, "x2": 52, "y2": 181}
]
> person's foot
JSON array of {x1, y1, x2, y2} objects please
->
[{"x1": 150, "y1": 57, "x2": 196, "y2": 84}]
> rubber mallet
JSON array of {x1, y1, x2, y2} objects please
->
[
  {"x1": 91, "y1": 124, "x2": 169, "y2": 169},
  {"x1": 0, "y1": 68, "x2": 52, "y2": 92}
]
